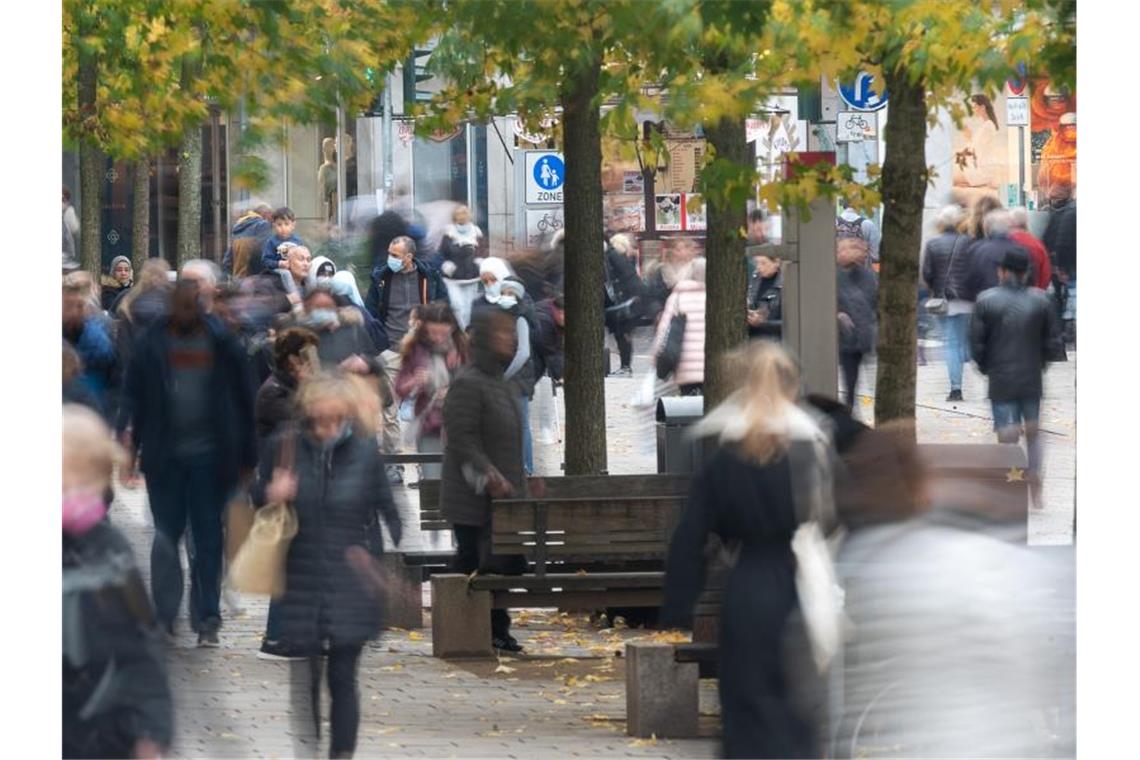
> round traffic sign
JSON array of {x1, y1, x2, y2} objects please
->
[
  {"x1": 532, "y1": 155, "x2": 564, "y2": 191},
  {"x1": 838, "y1": 72, "x2": 888, "y2": 112}
]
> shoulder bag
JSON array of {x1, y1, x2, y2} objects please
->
[
  {"x1": 655, "y1": 311, "x2": 687, "y2": 381},
  {"x1": 924, "y1": 236, "x2": 965, "y2": 315},
  {"x1": 227, "y1": 434, "x2": 299, "y2": 599}
]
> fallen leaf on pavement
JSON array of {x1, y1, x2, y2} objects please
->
[
  {"x1": 629, "y1": 734, "x2": 658, "y2": 747},
  {"x1": 494, "y1": 664, "x2": 516, "y2": 674},
  {"x1": 407, "y1": 631, "x2": 424, "y2": 641}
]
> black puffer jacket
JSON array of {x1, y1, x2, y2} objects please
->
[
  {"x1": 747, "y1": 270, "x2": 784, "y2": 339},
  {"x1": 969, "y1": 281, "x2": 1064, "y2": 402},
  {"x1": 255, "y1": 370, "x2": 297, "y2": 444},
  {"x1": 1042, "y1": 200, "x2": 1076, "y2": 278},
  {"x1": 921, "y1": 231, "x2": 974, "y2": 300},
  {"x1": 63, "y1": 522, "x2": 173, "y2": 758},
  {"x1": 440, "y1": 324, "x2": 526, "y2": 527},
  {"x1": 252, "y1": 430, "x2": 403, "y2": 652}
]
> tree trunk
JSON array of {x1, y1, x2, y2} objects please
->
[
  {"x1": 874, "y1": 69, "x2": 928, "y2": 426},
  {"x1": 177, "y1": 124, "x2": 203, "y2": 266},
  {"x1": 77, "y1": 34, "x2": 102, "y2": 277},
  {"x1": 131, "y1": 158, "x2": 151, "y2": 271},
  {"x1": 702, "y1": 117, "x2": 749, "y2": 409},
  {"x1": 560, "y1": 56, "x2": 608, "y2": 476}
]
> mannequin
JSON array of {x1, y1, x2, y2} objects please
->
[{"x1": 317, "y1": 136, "x2": 338, "y2": 222}]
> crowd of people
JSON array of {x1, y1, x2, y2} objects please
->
[{"x1": 61, "y1": 184, "x2": 1073, "y2": 757}]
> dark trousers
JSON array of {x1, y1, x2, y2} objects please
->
[
  {"x1": 679, "y1": 383, "x2": 703, "y2": 397},
  {"x1": 145, "y1": 454, "x2": 225, "y2": 632},
  {"x1": 452, "y1": 523, "x2": 522, "y2": 641},
  {"x1": 613, "y1": 327, "x2": 633, "y2": 369},
  {"x1": 290, "y1": 645, "x2": 363, "y2": 758},
  {"x1": 839, "y1": 351, "x2": 864, "y2": 408}
]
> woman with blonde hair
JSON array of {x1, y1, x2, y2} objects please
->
[
  {"x1": 662, "y1": 341, "x2": 833, "y2": 758},
  {"x1": 253, "y1": 371, "x2": 402, "y2": 758}
]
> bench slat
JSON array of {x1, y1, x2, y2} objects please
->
[
  {"x1": 490, "y1": 589, "x2": 662, "y2": 610},
  {"x1": 468, "y1": 571, "x2": 664, "y2": 591}
]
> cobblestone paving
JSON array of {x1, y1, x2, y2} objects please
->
[{"x1": 111, "y1": 328, "x2": 1075, "y2": 757}]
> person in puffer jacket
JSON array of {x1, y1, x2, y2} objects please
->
[{"x1": 651, "y1": 257, "x2": 707, "y2": 396}]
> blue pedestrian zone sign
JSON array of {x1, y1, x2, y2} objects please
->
[
  {"x1": 839, "y1": 72, "x2": 888, "y2": 111},
  {"x1": 533, "y1": 155, "x2": 564, "y2": 191}
]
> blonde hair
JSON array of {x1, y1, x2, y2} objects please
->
[
  {"x1": 693, "y1": 342, "x2": 805, "y2": 465},
  {"x1": 63, "y1": 404, "x2": 128, "y2": 490},
  {"x1": 452, "y1": 204, "x2": 471, "y2": 222},
  {"x1": 63, "y1": 271, "x2": 100, "y2": 313},
  {"x1": 295, "y1": 371, "x2": 380, "y2": 437}
]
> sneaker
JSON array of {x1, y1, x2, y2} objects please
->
[
  {"x1": 609, "y1": 366, "x2": 633, "y2": 378},
  {"x1": 386, "y1": 465, "x2": 404, "y2": 485},
  {"x1": 197, "y1": 630, "x2": 220, "y2": 648},
  {"x1": 492, "y1": 635, "x2": 524, "y2": 654},
  {"x1": 946, "y1": 389, "x2": 963, "y2": 402}
]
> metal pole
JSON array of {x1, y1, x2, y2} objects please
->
[
  {"x1": 210, "y1": 110, "x2": 223, "y2": 260},
  {"x1": 336, "y1": 101, "x2": 346, "y2": 229},
  {"x1": 383, "y1": 72, "x2": 394, "y2": 211},
  {"x1": 1018, "y1": 125, "x2": 1026, "y2": 207}
]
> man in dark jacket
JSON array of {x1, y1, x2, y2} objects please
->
[
  {"x1": 117, "y1": 279, "x2": 257, "y2": 646},
  {"x1": 441, "y1": 308, "x2": 530, "y2": 653},
  {"x1": 603, "y1": 234, "x2": 644, "y2": 376},
  {"x1": 969, "y1": 248, "x2": 1064, "y2": 507},
  {"x1": 366, "y1": 235, "x2": 448, "y2": 479},
  {"x1": 747, "y1": 254, "x2": 783, "y2": 340},
  {"x1": 837, "y1": 243, "x2": 878, "y2": 407},
  {"x1": 1042, "y1": 182, "x2": 1076, "y2": 334},
  {"x1": 964, "y1": 209, "x2": 1028, "y2": 299},
  {"x1": 531, "y1": 295, "x2": 565, "y2": 383}
]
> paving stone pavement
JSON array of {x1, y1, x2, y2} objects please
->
[{"x1": 110, "y1": 329, "x2": 1074, "y2": 757}]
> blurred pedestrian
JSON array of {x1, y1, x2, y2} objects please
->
[
  {"x1": 439, "y1": 204, "x2": 484, "y2": 280},
  {"x1": 1008, "y1": 206, "x2": 1052, "y2": 290},
  {"x1": 292, "y1": 285, "x2": 384, "y2": 384},
  {"x1": 112, "y1": 259, "x2": 172, "y2": 400},
  {"x1": 837, "y1": 200, "x2": 880, "y2": 267},
  {"x1": 63, "y1": 404, "x2": 173, "y2": 760},
  {"x1": 394, "y1": 303, "x2": 469, "y2": 483},
  {"x1": 365, "y1": 235, "x2": 449, "y2": 482},
  {"x1": 179, "y1": 259, "x2": 222, "y2": 315},
  {"x1": 64, "y1": 280, "x2": 117, "y2": 414},
  {"x1": 921, "y1": 204, "x2": 974, "y2": 400},
  {"x1": 662, "y1": 342, "x2": 833, "y2": 759},
  {"x1": 63, "y1": 186, "x2": 81, "y2": 240},
  {"x1": 264, "y1": 244, "x2": 313, "y2": 320},
  {"x1": 63, "y1": 341, "x2": 102, "y2": 415},
  {"x1": 252, "y1": 372, "x2": 403, "y2": 759},
  {"x1": 531, "y1": 293, "x2": 565, "y2": 385},
  {"x1": 222, "y1": 202, "x2": 273, "y2": 277},
  {"x1": 1042, "y1": 180, "x2": 1076, "y2": 337},
  {"x1": 651, "y1": 257, "x2": 707, "y2": 396},
  {"x1": 441, "y1": 309, "x2": 531, "y2": 653},
  {"x1": 604, "y1": 233, "x2": 644, "y2": 377},
  {"x1": 837, "y1": 234, "x2": 878, "y2": 407},
  {"x1": 962, "y1": 193, "x2": 1003, "y2": 240},
  {"x1": 117, "y1": 279, "x2": 256, "y2": 646},
  {"x1": 500, "y1": 277, "x2": 539, "y2": 474},
  {"x1": 307, "y1": 255, "x2": 338, "y2": 287},
  {"x1": 964, "y1": 209, "x2": 1027, "y2": 299},
  {"x1": 747, "y1": 253, "x2": 783, "y2": 340},
  {"x1": 259, "y1": 207, "x2": 304, "y2": 275},
  {"x1": 101, "y1": 256, "x2": 133, "y2": 311},
  {"x1": 969, "y1": 247, "x2": 1064, "y2": 507}
]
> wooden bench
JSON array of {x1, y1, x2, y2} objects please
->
[
  {"x1": 430, "y1": 474, "x2": 690, "y2": 658},
  {"x1": 624, "y1": 442, "x2": 1031, "y2": 739}
]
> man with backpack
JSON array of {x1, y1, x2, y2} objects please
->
[{"x1": 837, "y1": 200, "x2": 881, "y2": 269}]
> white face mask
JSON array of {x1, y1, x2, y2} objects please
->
[
  {"x1": 484, "y1": 281, "x2": 502, "y2": 303},
  {"x1": 498, "y1": 296, "x2": 518, "y2": 310}
]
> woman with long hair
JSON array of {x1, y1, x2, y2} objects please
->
[
  {"x1": 662, "y1": 341, "x2": 835, "y2": 758},
  {"x1": 393, "y1": 302, "x2": 469, "y2": 482},
  {"x1": 254, "y1": 372, "x2": 403, "y2": 759}
]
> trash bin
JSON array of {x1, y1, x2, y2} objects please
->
[{"x1": 656, "y1": 396, "x2": 705, "y2": 474}]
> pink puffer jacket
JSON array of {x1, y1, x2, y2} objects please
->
[{"x1": 651, "y1": 279, "x2": 706, "y2": 387}]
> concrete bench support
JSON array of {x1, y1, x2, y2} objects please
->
[
  {"x1": 430, "y1": 574, "x2": 493, "y2": 659},
  {"x1": 381, "y1": 554, "x2": 424, "y2": 630},
  {"x1": 625, "y1": 641, "x2": 699, "y2": 738}
]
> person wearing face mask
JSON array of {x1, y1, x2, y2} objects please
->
[
  {"x1": 290, "y1": 286, "x2": 384, "y2": 380},
  {"x1": 116, "y1": 278, "x2": 257, "y2": 648},
  {"x1": 441, "y1": 309, "x2": 536, "y2": 653},
  {"x1": 394, "y1": 303, "x2": 470, "y2": 483},
  {"x1": 495, "y1": 277, "x2": 539, "y2": 475},
  {"x1": 439, "y1": 204, "x2": 485, "y2": 280},
  {"x1": 306, "y1": 255, "x2": 338, "y2": 288},
  {"x1": 469, "y1": 255, "x2": 515, "y2": 325},
  {"x1": 253, "y1": 372, "x2": 403, "y2": 759},
  {"x1": 63, "y1": 405, "x2": 173, "y2": 760},
  {"x1": 364, "y1": 235, "x2": 448, "y2": 481}
]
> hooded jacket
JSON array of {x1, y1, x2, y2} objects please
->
[
  {"x1": 251, "y1": 429, "x2": 403, "y2": 651},
  {"x1": 440, "y1": 318, "x2": 526, "y2": 527},
  {"x1": 117, "y1": 314, "x2": 256, "y2": 490},
  {"x1": 969, "y1": 280, "x2": 1064, "y2": 402},
  {"x1": 222, "y1": 212, "x2": 272, "y2": 276},
  {"x1": 101, "y1": 259, "x2": 132, "y2": 312}
]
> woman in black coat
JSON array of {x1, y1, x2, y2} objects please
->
[
  {"x1": 662, "y1": 342, "x2": 828, "y2": 759},
  {"x1": 253, "y1": 372, "x2": 403, "y2": 759}
]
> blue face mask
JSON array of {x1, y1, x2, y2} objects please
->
[
  {"x1": 498, "y1": 296, "x2": 518, "y2": 310},
  {"x1": 303, "y1": 308, "x2": 338, "y2": 329},
  {"x1": 484, "y1": 281, "x2": 502, "y2": 302},
  {"x1": 387, "y1": 255, "x2": 405, "y2": 273}
]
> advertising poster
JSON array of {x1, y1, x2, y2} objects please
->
[
  {"x1": 655, "y1": 194, "x2": 683, "y2": 231},
  {"x1": 622, "y1": 171, "x2": 645, "y2": 193},
  {"x1": 683, "y1": 193, "x2": 707, "y2": 231},
  {"x1": 951, "y1": 92, "x2": 1010, "y2": 207},
  {"x1": 603, "y1": 194, "x2": 645, "y2": 233},
  {"x1": 1030, "y1": 79, "x2": 1076, "y2": 201}
]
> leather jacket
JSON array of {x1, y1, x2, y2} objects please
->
[{"x1": 969, "y1": 281, "x2": 1064, "y2": 401}]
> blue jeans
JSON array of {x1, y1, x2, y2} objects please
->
[
  {"x1": 937, "y1": 313, "x2": 970, "y2": 391},
  {"x1": 519, "y1": 394, "x2": 533, "y2": 475},
  {"x1": 146, "y1": 454, "x2": 226, "y2": 632},
  {"x1": 992, "y1": 398, "x2": 1042, "y2": 477}
]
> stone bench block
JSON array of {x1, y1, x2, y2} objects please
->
[
  {"x1": 430, "y1": 574, "x2": 493, "y2": 659},
  {"x1": 625, "y1": 640, "x2": 699, "y2": 738}
]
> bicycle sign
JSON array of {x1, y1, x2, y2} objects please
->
[{"x1": 836, "y1": 111, "x2": 878, "y2": 143}]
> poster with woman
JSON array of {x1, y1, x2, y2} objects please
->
[{"x1": 951, "y1": 93, "x2": 1010, "y2": 206}]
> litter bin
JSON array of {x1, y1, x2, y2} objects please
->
[{"x1": 656, "y1": 396, "x2": 705, "y2": 474}]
